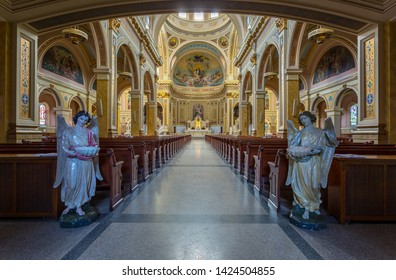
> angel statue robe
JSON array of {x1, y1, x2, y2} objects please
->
[
  {"x1": 60, "y1": 127, "x2": 97, "y2": 210},
  {"x1": 286, "y1": 120, "x2": 338, "y2": 213}
]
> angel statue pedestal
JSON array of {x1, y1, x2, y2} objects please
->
[
  {"x1": 54, "y1": 111, "x2": 103, "y2": 228},
  {"x1": 59, "y1": 203, "x2": 99, "y2": 228},
  {"x1": 286, "y1": 111, "x2": 338, "y2": 231}
]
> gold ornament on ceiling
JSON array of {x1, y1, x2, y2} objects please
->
[
  {"x1": 168, "y1": 37, "x2": 179, "y2": 48},
  {"x1": 308, "y1": 26, "x2": 334, "y2": 44},
  {"x1": 218, "y1": 36, "x2": 229, "y2": 48},
  {"x1": 62, "y1": 26, "x2": 88, "y2": 44}
]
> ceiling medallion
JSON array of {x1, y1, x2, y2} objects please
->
[
  {"x1": 218, "y1": 36, "x2": 229, "y2": 48},
  {"x1": 168, "y1": 37, "x2": 179, "y2": 48},
  {"x1": 62, "y1": 26, "x2": 88, "y2": 44},
  {"x1": 308, "y1": 26, "x2": 334, "y2": 44}
]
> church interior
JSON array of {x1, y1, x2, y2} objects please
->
[{"x1": 1, "y1": 0, "x2": 396, "y2": 261}]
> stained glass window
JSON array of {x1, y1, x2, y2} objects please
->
[
  {"x1": 350, "y1": 104, "x2": 358, "y2": 127},
  {"x1": 39, "y1": 104, "x2": 47, "y2": 126}
]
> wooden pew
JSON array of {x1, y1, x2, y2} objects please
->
[
  {"x1": 100, "y1": 139, "x2": 150, "y2": 182},
  {"x1": 0, "y1": 153, "x2": 62, "y2": 218},
  {"x1": 97, "y1": 148, "x2": 124, "y2": 211},
  {"x1": 267, "y1": 149, "x2": 293, "y2": 212},
  {"x1": 0, "y1": 143, "x2": 126, "y2": 213}
]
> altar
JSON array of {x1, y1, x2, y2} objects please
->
[{"x1": 186, "y1": 116, "x2": 211, "y2": 137}]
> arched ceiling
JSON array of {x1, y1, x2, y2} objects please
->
[{"x1": 2, "y1": 1, "x2": 396, "y2": 34}]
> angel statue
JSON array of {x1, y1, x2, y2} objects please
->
[
  {"x1": 286, "y1": 111, "x2": 338, "y2": 229},
  {"x1": 53, "y1": 111, "x2": 102, "y2": 222}
]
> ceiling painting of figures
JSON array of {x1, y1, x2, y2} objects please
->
[{"x1": 173, "y1": 52, "x2": 224, "y2": 88}]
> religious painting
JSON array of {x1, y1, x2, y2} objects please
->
[
  {"x1": 173, "y1": 52, "x2": 224, "y2": 87},
  {"x1": 313, "y1": 46, "x2": 355, "y2": 84},
  {"x1": 193, "y1": 104, "x2": 204, "y2": 119},
  {"x1": 42, "y1": 46, "x2": 84, "y2": 85}
]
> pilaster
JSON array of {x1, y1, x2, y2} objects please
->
[
  {"x1": 7, "y1": 24, "x2": 41, "y2": 142},
  {"x1": 93, "y1": 68, "x2": 112, "y2": 138}
]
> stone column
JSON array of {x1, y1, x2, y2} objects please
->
[
  {"x1": 130, "y1": 90, "x2": 141, "y2": 136},
  {"x1": 255, "y1": 91, "x2": 266, "y2": 137},
  {"x1": 93, "y1": 68, "x2": 112, "y2": 138},
  {"x1": 146, "y1": 100, "x2": 156, "y2": 136},
  {"x1": 325, "y1": 108, "x2": 343, "y2": 137},
  {"x1": 0, "y1": 22, "x2": 11, "y2": 142},
  {"x1": 108, "y1": 19, "x2": 121, "y2": 137},
  {"x1": 285, "y1": 68, "x2": 302, "y2": 126},
  {"x1": 276, "y1": 19, "x2": 288, "y2": 138},
  {"x1": 240, "y1": 101, "x2": 249, "y2": 136}
]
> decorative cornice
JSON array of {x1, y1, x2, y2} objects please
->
[
  {"x1": 129, "y1": 17, "x2": 163, "y2": 67},
  {"x1": 169, "y1": 84, "x2": 226, "y2": 100},
  {"x1": 109, "y1": 18, "x2": 121, "y2": 33},
  {"x1": 233, "y1": 17, "x2": 267, "y2": 67},
  {"x1": 275, "y1": 18, "x2": 287, "y2": 33}
]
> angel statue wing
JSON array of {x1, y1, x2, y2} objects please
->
[
  {"x1": 285, "y1": 120, "x2": 300, "y2": 186},
  {"x1": 87, "y1": 116, "x2": 103, "y2": 181},
  {"x1": 286, "y1": 120, "x2": 299, "y2": 147},
  {"x1": 53, "y1": 115, "x2": 70, "y2": 188},
  {"x1": 320, "y1": 117, "x2": 339, "y2": 188}
]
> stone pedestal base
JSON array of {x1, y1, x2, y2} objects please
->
[
  {"x1": 289, "y1": 205, "x2": 326, "y2": 231},
  {"x1": 59, "y1": 203, "x2": 98, "y2": 228}
]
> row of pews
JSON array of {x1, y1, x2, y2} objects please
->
[
  {"x1": 0, "y1": 135, "x2": 191, "y2": 219},
  {"x1": 206, "y1": 134, "x2": 396, "y2": 224}
]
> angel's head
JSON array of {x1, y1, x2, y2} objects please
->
[
  {"x1": 298, "y1": 111, "x2": 316, "y2": 127},
  {"x1": 73, "y1": 111, "x2": 91, "y2": 126}
]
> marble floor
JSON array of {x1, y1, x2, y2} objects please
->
[{"x1": 1, "y1": 138, "x2": 396, "y2": 260}]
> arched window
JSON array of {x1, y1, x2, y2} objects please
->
[
  {"x1": 39, "y1": 103, "x2": 47, "y2": 126},
  {"x1": 194, "y1": 12, "x2": 204, "y2": 21},
  {"x1": 350, "y1": 104, "x2": 358, "y2": 128}
]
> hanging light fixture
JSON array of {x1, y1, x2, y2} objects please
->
[
  {"x1": 308, "y1": 25, "x2": 334, "y2": 44},
  {"x1": 263, "y1": 45, "x2": 278, "y2": 80},
  {"x1": 62, "y1": 26, "x2": 88, "y2": 44},
  {"x1": 118, "y1": 52, "x2": 132, "y2": 80}
]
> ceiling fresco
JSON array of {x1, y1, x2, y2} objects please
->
[{"x1": 173, "y1": 52, "x2": 224, "y2": 88}]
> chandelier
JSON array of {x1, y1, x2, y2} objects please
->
[
  {"x1": 118, "y1": 52, "x2": 132, "y2": 80},
  {"x1": 263, "y1": 45, "x2": 278, "y2": 80},
  {"x1": 62, "y1": 26, "x2": 88, "y2": 44},
  {"x1": 308, "y1": 26, "x2": 334, "y2": 44}
]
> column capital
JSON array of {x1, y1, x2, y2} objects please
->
[{"x1": 93, "y1": 68, "x2": 111, "y2": 80}]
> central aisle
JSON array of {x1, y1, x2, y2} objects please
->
[{"x1": 78, "y1": 138, "x2": 311, "y2": 259}]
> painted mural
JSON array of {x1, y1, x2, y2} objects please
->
[
  {"x1": 42, "y1": 46, "x2": 84, "y2": 85},
  {"x1": 173, "y1": 53, "x2": 223, "y2": 87},
  {"x1": 313, "y1": 46, "x2": 355, "y2": 84}
]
